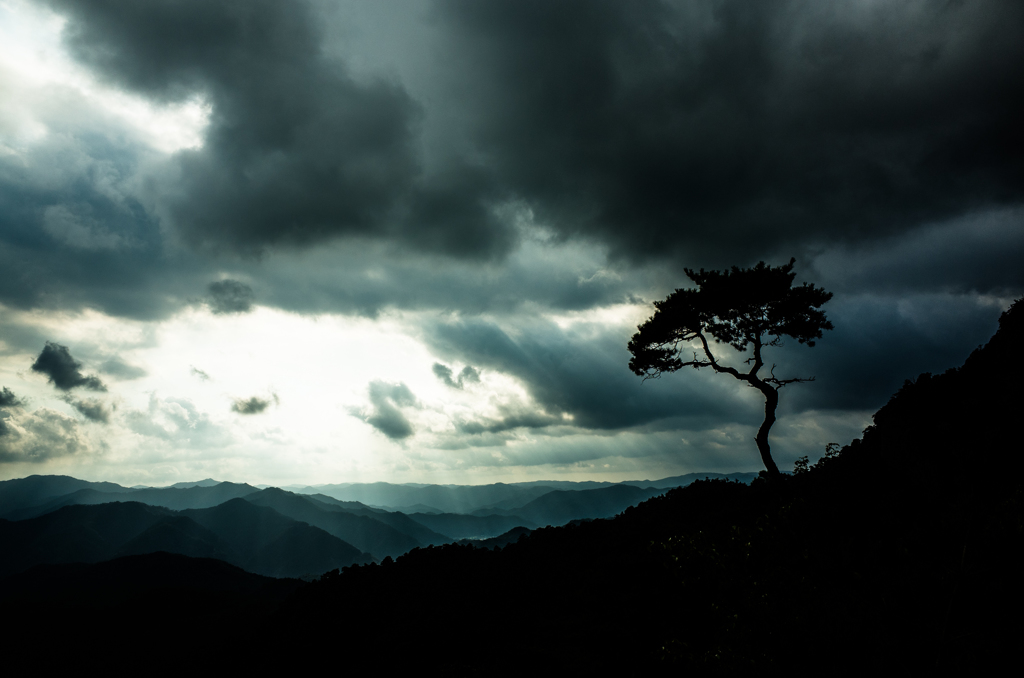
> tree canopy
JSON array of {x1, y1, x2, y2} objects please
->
[{"x1": 628, "y1": 259, "x2": 833, "y2": 476}]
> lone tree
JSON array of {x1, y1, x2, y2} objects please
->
[{"x1": 628, "y1": 259, "x2": 833, "y2": 478}]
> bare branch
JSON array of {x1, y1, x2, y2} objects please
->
[{"x1": 763, "y1": 364, "x2": 815, "y2": 388}]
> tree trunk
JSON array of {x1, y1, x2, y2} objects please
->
[{"x1": 754, "y1": 384, "x2": 781, "y2": 478}]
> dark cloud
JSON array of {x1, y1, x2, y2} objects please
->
[
  {"x1": 0, "y1": 387, "x2": 23, "y2": 438},
  {"x1": 434, "y1": 0, "x2": 1024, "y2": 266},
  {"x1": 0, "y1": 387, "x2": 24, "y2": 408},
  {"x1": 424, "y1": 316, "x2": 752, "y2": 432},
  {"x1": 773, "y1": 293, "x2": 1005, "y2": 413},
  {"x1": 208, "y1": 279, "x2": 255, "y2": 314},
  {"x1": 231, "y1": 396, "x2": 271, "y2": 415},
  {"x1": 66, "y1": 396, "x2": 111, "y2": 424},
  {"x1": 99, "y1": 357, "x2": 147, "y2": 380},
  {"x1": 31, "y1": 342, "x2": 107, "y2": 392},
  {"x1": 433, "y1": 363, "x2": 481, "y2": 389},
  {"x1": 190, "y1": 366, "x2": 212, "y2": 381},
  {"x1": 0, "y1": 97, "x2": 198, "y2": 319},
  {"x1": 454, "y1": 401, "x2": 560, "y2": 436},
  {"x1": 46, "y1": 0, "x2": 512, "y2": 260},
  {"x1": 810, "y1": 208, "x2": 1024, "y2": 296},
  {"x1": 353, "y1": 381, "x2": 417, "y2": 440},
  {"x1": 6, "y1": 0, "x2": 1015, "y2": 329},
  {"x1": 432, "y1": 363, "x2": 456, "y2": 387}
]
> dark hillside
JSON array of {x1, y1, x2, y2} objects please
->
[
  {"x1": 1, "y1": 553, "x2": 305, "y2": 667},
  {"x1": 276, "y1": 300, "x2": 1024, "y2": 672}
]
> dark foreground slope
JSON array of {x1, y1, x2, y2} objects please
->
[
  {"x1": 4, "y1": 301, "x2": 1022, "y2": 673},
  {"x1": 279, "y1": 299, "x2": 1024, "y2": 673}
]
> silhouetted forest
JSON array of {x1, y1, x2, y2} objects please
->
[{"x1": 4, "y1": 301, "x2": 1022, "y2": 673}]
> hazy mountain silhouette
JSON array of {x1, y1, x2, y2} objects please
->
[
  {"x1": 1, "y1": 481, "x2": 260, "y2": 520},
  {"x1": 180, "y1": 498, "x2": 374, "y2": 578},
  {"x1": 407, "y1": 511, "x2": 536, "y2": 540},
  {"x1": 513, "y1": 484, "x2": 668, "y2": 526},
  {"x1": 457, "y1": 525, "x2": 532, "y2": 549},
  {"x1": 117, "y1": 515, "x2": 231, "y2": 562},
  {"x1": 286, "y1": 476, "x2": 753, "y2": 516},
  {"x1": 166, "y1": 478, "x2": 223, "y2": 489},
  {"x1": 109, "y1": 482, "x2": 260, "y2": 511},
  {"x1": 243, "y1": 487, "x2": 432, "y2": 559},
  {"x1": 0, "y1": 501, "x2": 173, "y2": 576},
  {"x1": 0, "y1": 475, "x2": 130, "y2": 517},
  {"x1": 0, "y1": 498, "x2": 373, "y2": 579},
  {"x1": 301, "y1": 481, "x2": 568, "y2": 514},
  {"x1": 300, "y1": 492, "x2": 454, "y2": 546}
]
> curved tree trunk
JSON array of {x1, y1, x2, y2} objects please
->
[{"x1": 754, "y1": 384, "x2": 781, "y2": 478}]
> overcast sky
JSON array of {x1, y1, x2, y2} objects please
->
[{"x1": 0, "y1": 0, "x2": 1020, "y2": 487}]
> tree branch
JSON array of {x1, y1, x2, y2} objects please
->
[
  {"x1": 696, "y1": 333, "x2": 745, "y2": 381},
  {"x1": 763, "y1": 363, "x2": 815, "y2": 388}
]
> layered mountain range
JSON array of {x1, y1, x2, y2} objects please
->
[{"x1": 0, "y1": 471, "x2": 754, "y2": 578}]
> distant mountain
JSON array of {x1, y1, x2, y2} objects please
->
[
  {"x1": 244, "y1": 488, "x2": 430, "y2": 559},
  {"x1": 457, "y1": 526, "x2": 532, "y2": 549},
  {"x1": 514, "y1": 484, "x2": 669, "y2": 527},
  {"x1": 408, "y1": 512, "x2": 536, "y2": 540},
  {"x1": 620, "y1": 472, "x2": 760, "y2": 489},
  {"x1": 376, "y1": 503, "x2": 447, "y2": 514},
  {"x1": 302, "y1": 481, "x2": 565, "y2": 514},
  {"x1": 284, "y1": 476, "x2": 759, "y2": 514},
  {"x1": 0, "y1": 499, "x2": 373, "y2": 579},
  {"x1": 0, "y1": 475, "x2": 131, "y2": 518},
  {"x1": 166, "y1": 479, "x2": 223, "y2": 489},
  {"x1": 0, "y1": 501, "x2": 180, "y2": 576},
  {"x1": 181, "y1": 499, "x2": 374, "y2": 578},
  {"x1": 302, "y1": 493, "x2": 454, "y2": 547},
  {"x1": 2, "y1": 481, "x2": 261, "y2": 520},
  {"x1": 117, "y1": 482, "x2": 260, "y2": 511}
]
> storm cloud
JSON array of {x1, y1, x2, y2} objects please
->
[
  {"x1": 1, "y1": 0, "x2": 1016, "y2": 327},
  {"x1": 424, "y1": 315, "x2": 754, "y2": 432},
  {"x1": 432, "y1": 363, "x2": 481, "y2": 389},
  {"x1": 0, "y1": 387, "x2": 24, "y2": 409},
  {"x1": 45, "y1": 0, "x2": 511, "y2": 259},
  {"x1": 208, "y1": 279, "x2": 255, "y2": 315},
  {"x1": 433, "y1": 0, "x2": 1024, "y2": 269},
  {"x1": 66, "y1": 397, "x2": 111, "y2": 424},
  {"x1": 354, "y1": 381, "x2": 418, "y2": 440},
  {"x1": 231, "y1": 396, "x2": 271, "y2": 415},
  {"x1": 31, "y1": 342, "x2": 107, "y2": 392}
]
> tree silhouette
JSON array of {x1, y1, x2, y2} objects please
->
[{"x1": 628, "y1": 259, "x2": 833, "y2": 477}]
